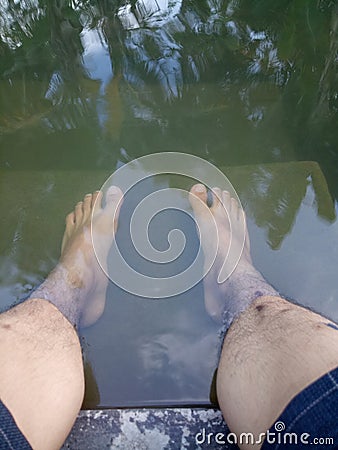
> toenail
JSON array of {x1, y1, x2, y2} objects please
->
[
  {"x1": 207, "y1": 190, "x2": 213, "y2": 207},
  {"x1": 195, "y1": 184, "x2": 206, "y2": 193},
  {"x1": 109, "y1": 186, "x2": 120, "y2": 195}
]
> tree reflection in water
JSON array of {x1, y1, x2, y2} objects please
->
[
  {"x1": 0, "y1": 0, "x2": 337, "y2": 245},
  {"x1": 1, "y1": 0, "x2": 338, "y2": 408}
]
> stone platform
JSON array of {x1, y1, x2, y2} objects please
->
[{"x1": 61, "y1": 408, "x2": 237, "y2": 450}]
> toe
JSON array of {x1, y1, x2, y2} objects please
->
[
  {"x1": 75, "y1": 201, "x2": 84, "y2": 224},
  {"x1": 92, "y1": 190, "x2": 102, "y2": 209},
  {"x1": 211, "y1": 187, "x2": 222, "y2": 209},
  {"x1": 65, "y1": 212, "x2": 75, "y2": 231},
  {"x1": 231, "y1": 197, "x2": 239, "y2": 218},
  {"x1": 104, "y1": 185, "x2": 124, "y2": 218},
  {"x1": 189, "y1": 184, "x2": 209, "y2": 214},
  {"x1": 61, "y1": 212, "x2": 75, "y2": 255},
  {"x1": 105, "y1": 185, "x2": 123, "y2": 204},
  {"x1": 222, "y1": 191, "x2": 231, "y2": 210},
  {"x1": 83, "y1": 193, "x2": 92, "y2": 218}
]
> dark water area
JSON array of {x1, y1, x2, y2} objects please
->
[{"x1": 0, "y1": 0, "x2": 337, "y2": 408}]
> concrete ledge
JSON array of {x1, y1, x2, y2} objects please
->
[{"x1": 62, "y1": 408, "x2": 237, "y2": 449}]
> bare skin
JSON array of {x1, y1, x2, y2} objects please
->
[
  {"x1": 189, "y1": 184, "x2": 277, "y2": 325},
  {"x1": 1, "y1": 180, "x2": 337, "y2": 450},
  {"x1": 32, "y1": 186, "x2": 123, "y2": 328},
  {"x1": 0, "y1": 186, "x2": 123, "y2": 450},
  {"x1": 189, "y1": 183, "x2": 338, "y2": 450}
]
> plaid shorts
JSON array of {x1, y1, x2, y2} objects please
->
[
  {"x1": 262, "y1": 366, "x2": 338, "y2": 449},
  {"x1": 0, "y1": 401, "x2": 31, "y2": 450}
]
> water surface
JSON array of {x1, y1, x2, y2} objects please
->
[{"x1": 0, "y1": 0, "x2": 337, "y2": 408}]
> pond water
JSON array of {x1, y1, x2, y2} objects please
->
[{"x1": 0, "y1": 0, "x2": 337, "y2": 409}]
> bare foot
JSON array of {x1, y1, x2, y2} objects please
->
[
  {"x1": 31, "y1": 186, "x2": 123, "y2": 328},
  {"x1": 189, "y1": 184, "x2": 277, "y2": 327}
]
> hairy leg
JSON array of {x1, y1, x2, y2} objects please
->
[
  {"x1": 0, "y1": 186, "x2": 123, "y2": 450},
  {"x1": 217, "y1": 296, "x2": 338, "y2": 449},
  {"x1": 0, "y1": 299, "x2": 83, "y2": 450},
  {"x1": 189, "y1": 184, "x2": 338, "y2": 449}
]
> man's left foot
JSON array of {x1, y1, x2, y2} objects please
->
[{"x1": 189, "y1": 183, "x2": 278, "y2": 327}]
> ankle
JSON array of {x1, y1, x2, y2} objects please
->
[
  {"x1": 219, "y1": 268, "x2": 279, "y2": 343},
  {"x1": 29, "y1": 265, "x2": 83, "y2": 328}
]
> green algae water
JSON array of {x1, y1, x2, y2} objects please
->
[{"x1": 1, "y1": 0, "x2": 338, "y2": 408}]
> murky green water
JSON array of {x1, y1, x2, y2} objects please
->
[{"x1": 1, "y1": 0, "x2": 338, "y2": 408}]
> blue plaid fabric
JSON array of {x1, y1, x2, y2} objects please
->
[
  {"x1": 0, "y1": 401, "x2": 31, "y2": 450},
  {"x1": 262, "y1": 366, "x2": 338, "y2": 449}
]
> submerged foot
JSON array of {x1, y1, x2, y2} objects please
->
[
  {"x1": 189, "y1": 184, "x2": 278, "y2": 327},
  {"x1": 31, "y1": 186, "x2": 123, "y2": 328}
]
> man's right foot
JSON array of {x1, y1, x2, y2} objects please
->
[
  {"x1": 189, "y1": 184, "x2": 278, "y2": 325},
  {"x1": 31, "y1": 186, "x2": 124, "y2": 328}
]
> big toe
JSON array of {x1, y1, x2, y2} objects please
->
[
  {"x1": 104, "y1": 185, "x2": 124, "y2": 225},
  {"x1": 92, "y1": 186, "x2": 123, "y2": 238},
  {"x1": 189, "y1": 184, "x2": 209, "y2": 215}
]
